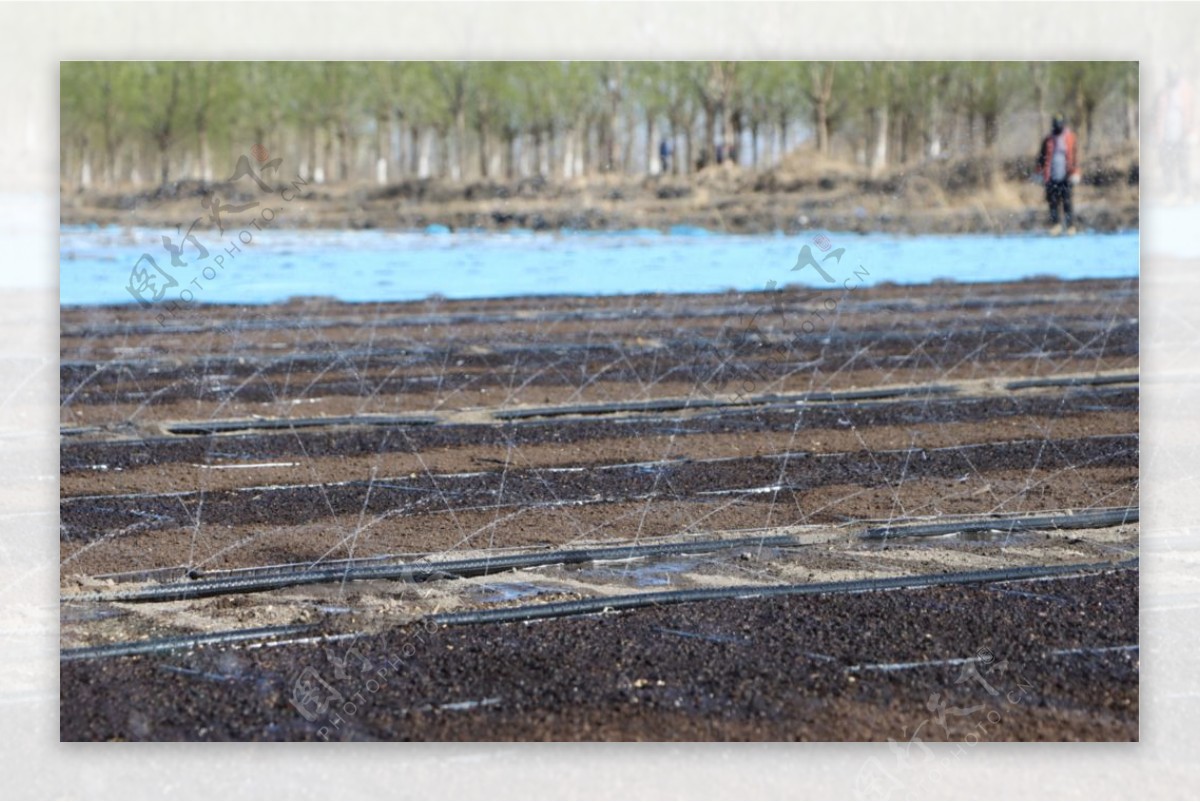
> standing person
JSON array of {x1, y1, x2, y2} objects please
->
[
  {"x1": 659, "y1": 137, "x2": 673, "y2": 175},
  {"x1": 1037, "y1": 114, "x2": 1082, "y2": 235}
]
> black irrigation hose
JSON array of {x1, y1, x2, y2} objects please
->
[
  {"x1": 60, "y1": 558, "x2": 1138, "y2": 662},
  {"x1": 164, "y1": 415, "x2": 439, "y2": 436},
  {"x1": 91, "y1": 551, "x2": 428, "y2": 585},
  {"x1": 494, "y1": 385, "x2": 957, "y2": 420},
  {"x1": 60, "y1": 426, "x2": 106, "y2": 437},
  {"x1": 425, "y1": 558, "x2": 1139, "y2": 627},
  {"x1": 62, "y1": 535, "x2": 801, "y2": 605},
  {"x1": 1006, "y1": 373, "x2": 1138, "y2": 390},
  {"x1": 63, "y1": 502, "x2": 1140, "y2": 604},
  {"x1": 861, "y1": 506, "x2": 1139, "y2": 541},
  {"x1": 59, "y1": 623, "x2": 317, "y2": 662}
]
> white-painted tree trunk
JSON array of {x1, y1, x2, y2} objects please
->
[
  {"x1": 418, "y1": 132, "x2": 431, "y2": 179},
  {"x1": 928, "y1": 95, "x2": 942, "y2": 158},
  {"x1": 869, "y1": 106, "x2": 889, "y2": 176},
  {"x1": 562, "y1": 133, "x2": 574, "y2": 179}
]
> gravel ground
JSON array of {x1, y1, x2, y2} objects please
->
[{"x1": 60, "y1": 569, "x2": 1138, "y2": 741}]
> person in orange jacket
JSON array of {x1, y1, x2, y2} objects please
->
[{"x1": 1037, "y1": 114, "x2": 1082, "y2": 235}]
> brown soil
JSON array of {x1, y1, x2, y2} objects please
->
[
  {"x1": 59, "y1": 277, "x2": 1139, "y2": 741},
  {"x1": 60, "y1": 569, "x2": 1138, "y2": 741}
]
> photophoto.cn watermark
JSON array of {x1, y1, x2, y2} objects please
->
[
  {"x1": 123, "y1": 145, "x2": 310, "y2": 327},
  {"x1": 698, "y1": 232, "x2": 873, "y2": 401},
  {"x1": 854, "y1": 646, "x2": 1036, "y2": 800},
  {"x1": 288, "y1": 617, "x2": 440, "y2": 742}
]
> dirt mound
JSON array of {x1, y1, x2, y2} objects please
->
[
  {"x1": 775, "y1": 146, "x2": 864, "y2": 182},
  {"x1": 761, "y1": 144, "x2": 1139, "y2": 200},
  {"x1": 756, "y1": 147, "x2": 863, "y2": 193},
  {"x1": 1080, "y1": 144, "x2": 1140, "y2": 187}
]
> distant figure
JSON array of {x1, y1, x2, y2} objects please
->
[
  {"x1": 659, "y1": 138, "x2": 673, "y2": 175},
  {"x1": 1157, "y1": 70, "x2": 1194, "y2": 200},
  {"x1": 1037, "y1": 114, "x2": 1081, "y2": 236},
  {"x1": 715, "y1": 143, "x2": 726, "y2": 165}
]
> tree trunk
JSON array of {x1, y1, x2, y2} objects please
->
[
  {"x1": 477, "y1": 123, "x2": 489, "y2": 179},
  {"x1": 454, "y1": 107, "x2": 467, "y2": 180},
  {"x1": 813, "y1": 100, "x2": 828, "y2": 154},
  {"x1": 157, "y1": 68, "x2": 180, "y2": 187},
  {"x1": 982, "y1": 111, "x2": 1000, "y2": 188},
  {"x1": 1126, "y1": 70, "x2": 1139, "y2": 143},
  {"x1": 197, "y1": 125, "x2": 210, "y2": 182},
  {"x1": 79, "y1": 137, "x2": 91, "y2": 189},
  {"x1": 375, "y1": 113, "x2": 388, "y2": 185},
  {"x1": 1074, "y1": 88, "x2": 1088, "y2": 152},
  {"x1": 703, "y1": 102, "x2": 717, "y2": 167},
  {"x1": 810, "y1": 64, "x2": 835, "y2": 155},
  {"x1": 389, "y1": 113, "x2": 402, "y2": 179},
  {"x1": 623, "y1": 111, "x2": 635, "y2": 174},
  {"x1": 408, "y1": 125, "x2": 419, "y2": 177},
  {"x1": 105, "y1": 142, "x2": 118, "y2": 187},
  {"x1": 868, "y1": 105, "x2": 888, "y2": 176},
  {"x1": 561, "y1": 128, "x2": 573, "y2": 179},
  {"x1": 645, "y1": 118, "x2": 656, "y2": 175},
  {"x1": 305, "y1": 128, "x2": 318, "y2": 183},
  {"x1": 667, "y1": 117, "x2": 681, "y2": 175},
  {"x1": 418, "y1": 129, "x2": 432, "y2": 179},
  {"x1": 337, "y1": 122, "x2": 350, "y2": 182},
  {"x1": 927, "y1": 90, "x2": 942, "y2": 158},
  {"x1": 726, "y1": 108, "x2": 740, "y2": 165},
  {"x1": 582, "y1": 122, "x2": 593, "y2": 176},
  {"x1": 982, "y1": 112, "x2": 999, "y2": 150},
  {"x1": 322, "y1": 126, "x2": 334, "y2": 184},
  {"x1": 606, "y1": 106, "x2": 619, "y2": 173},
  {"x1": 506, "y1": 134, "x2": 517, "y2": 180},
  {"x1": 129, "y1": 142, "x2": 141, "y2": 186},
  {"x1": 101, "y1": 83, "x2": 115, "y2": 187},
  {"x1": 437, "y1": 125, "x2": 450, "y2": 178},
  {"x1": 157, "y1": 135, "x2": 170, "y2": 186},
  {"x1": 1033, "y1": 78, "x2": 1048, "y2": 135}
]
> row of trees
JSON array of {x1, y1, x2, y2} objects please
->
[{"x1": 60, "y1": 61, "x2": 1138, "y2": 189}]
